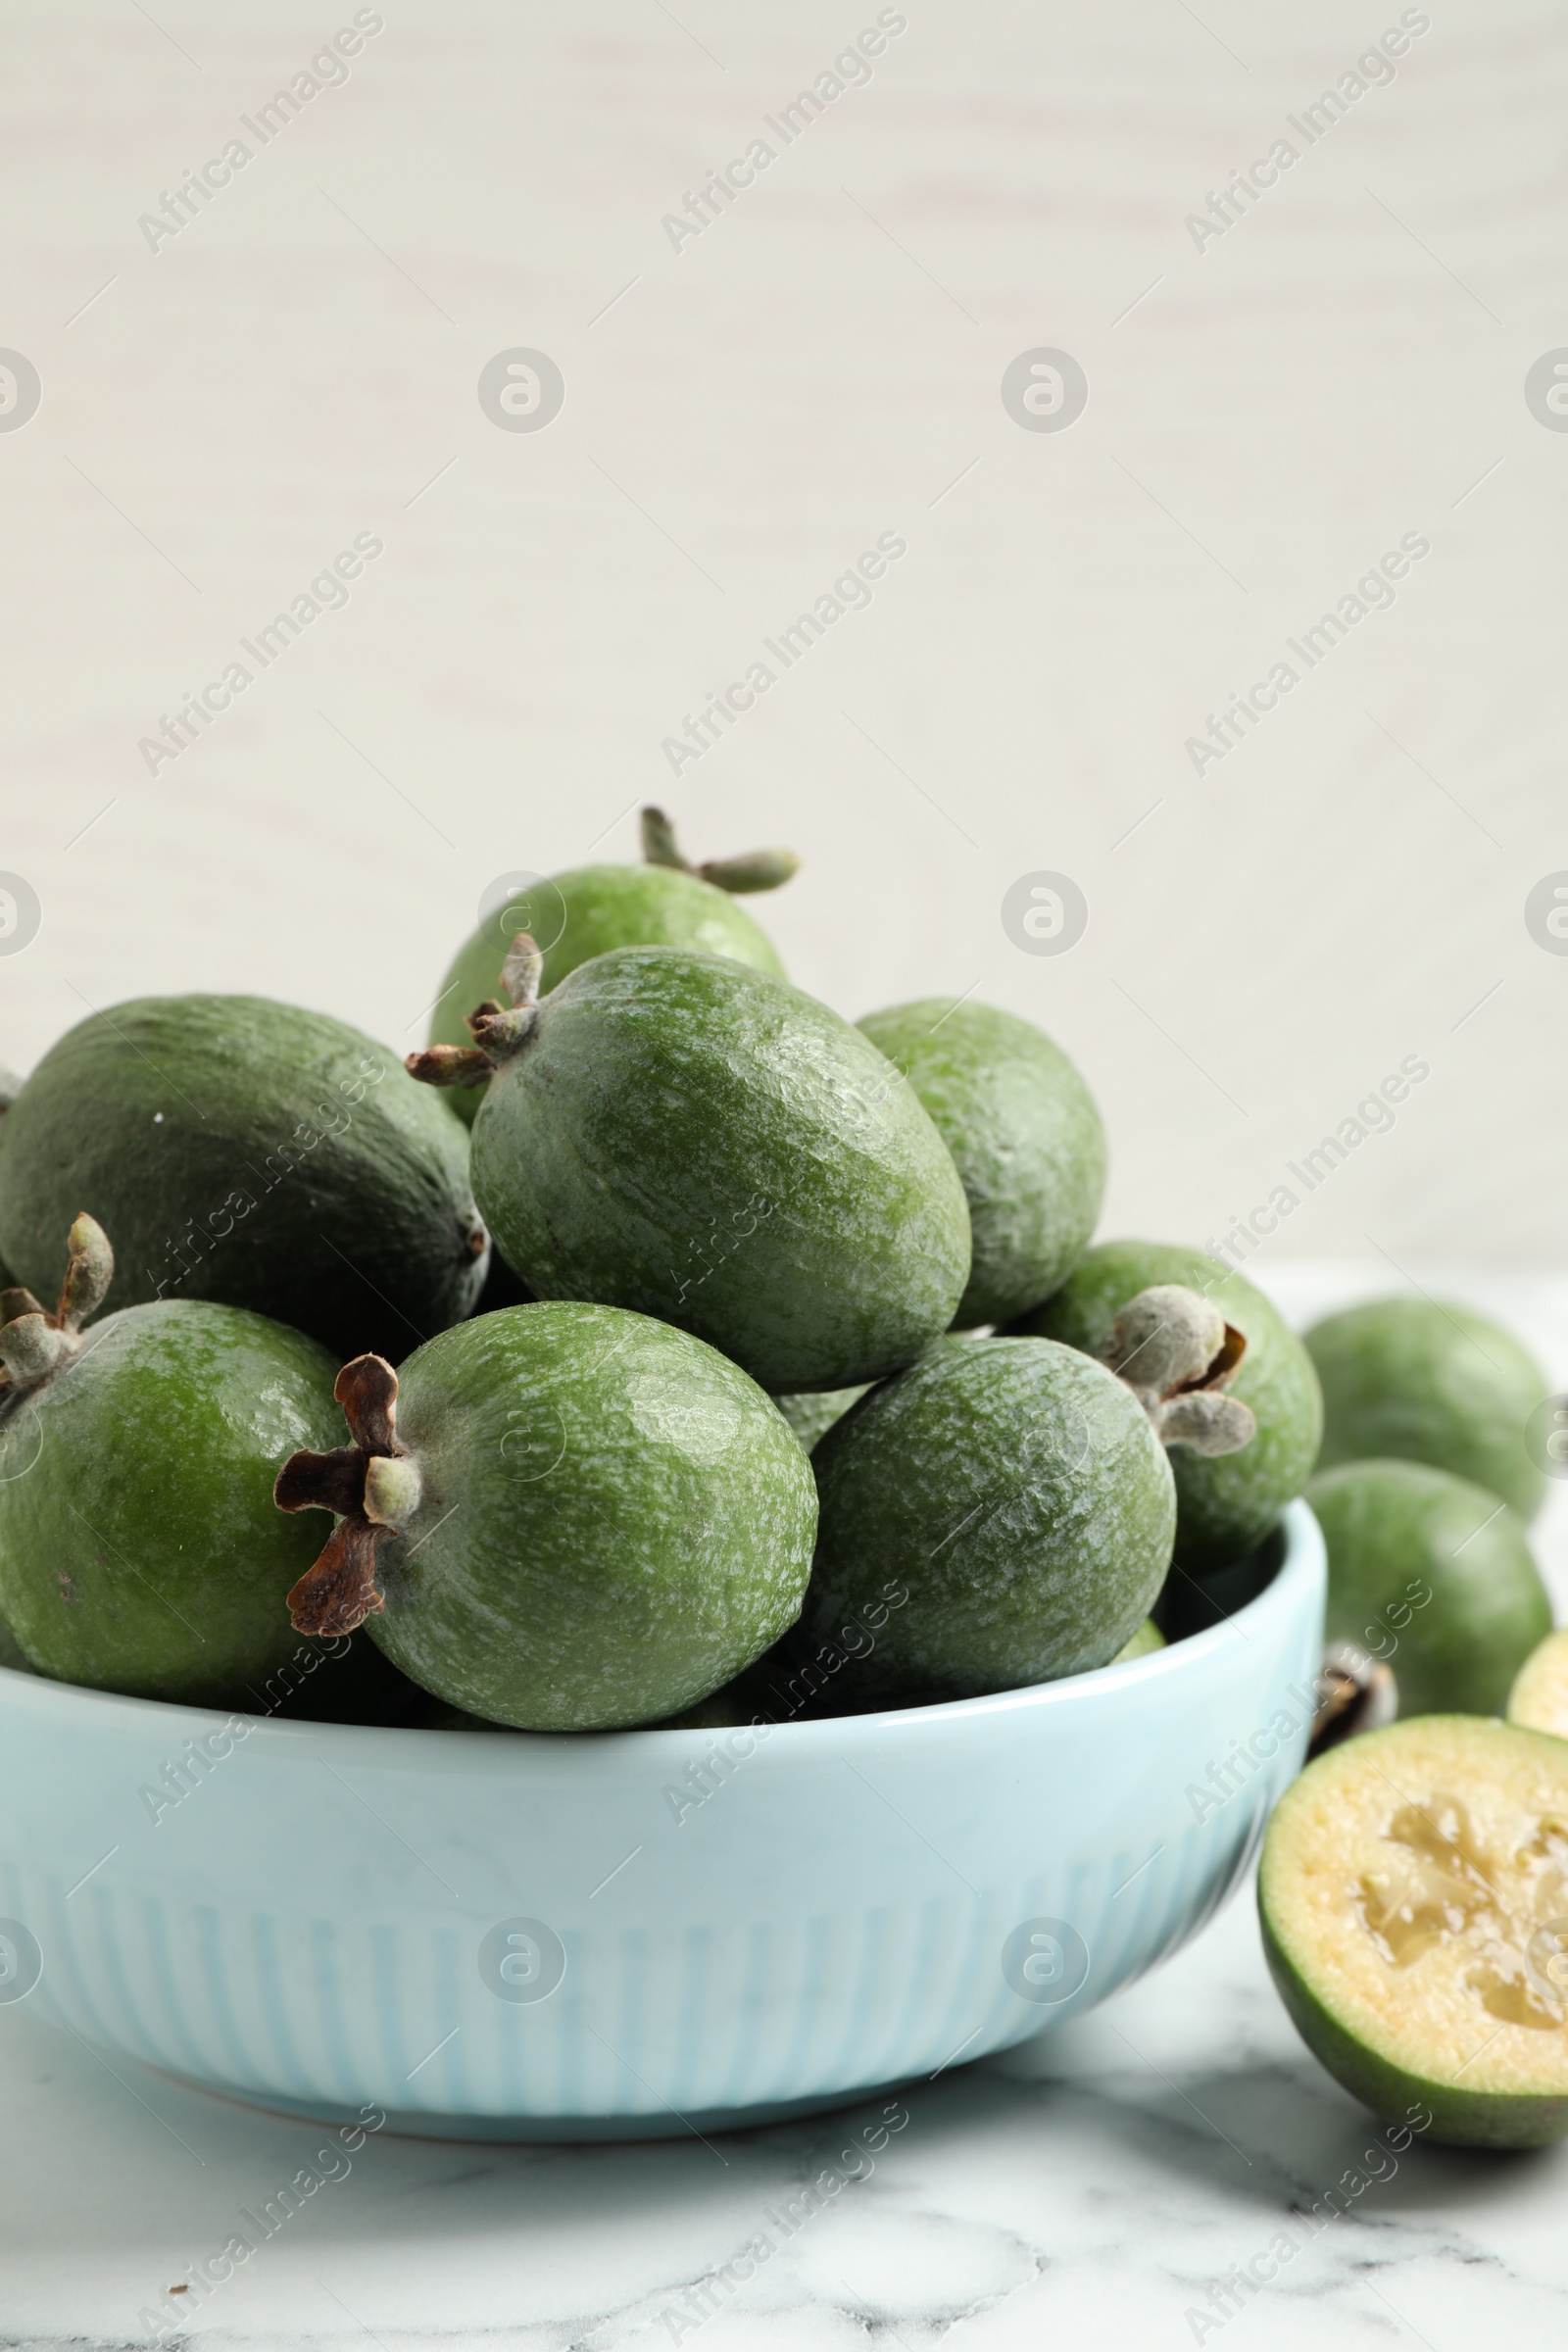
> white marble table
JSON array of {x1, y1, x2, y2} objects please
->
[{"x1": 5, "y1": 1262, "x2": 1568, "y2": 2349}]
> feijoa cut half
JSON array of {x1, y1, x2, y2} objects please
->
[
  {"x1": 409, "y1": 939, "x2": 971, "y2": 1393},
  {"x1": 1260, "y1": 1716, "x2": 1568, "y2": 2146},
  {"x1": 427, "y1": 809, "x2": 795, "y2": 1126},
  {"x1": 856, "y1": 997, "x2": 1106, "y2": 1328},
  {"x1": 276, "y1": 1301, "x2": 818, "y2": 1731},
  {"x1": 0, "y1": 995, "x2": 487, "y2": 1361},
  {"x1": 0, "y1": 1216, "x2": 345, "y2": 1705},
  {"x1": 1305, "y1": 1296, "x2": 1547, "y2": 1522},
  {"x1": 1509, "y1": 1632, "x2": 1568, "y2": 1741}
]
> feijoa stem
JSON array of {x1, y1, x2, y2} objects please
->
[
  {"x1": 405, "y1": 932, "x2": 544, "y2": 1092},
  {"x1": 1098, "y1": 1284, "x2": 1257, "y2": 1457},
  {"x1": 0, "y1": 1213, "x2": 114, "y2": 1410},
  {"x1": 275, "y1": 1354, "x2": 422, "y2": 1635},
  {"x1": 640, "y1": 806, "x2": 799, "y2": 894}
]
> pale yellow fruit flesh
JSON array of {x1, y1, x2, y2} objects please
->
[
  {"x1": 1508, "y1": 1629, "x2": 1568, "y2": 1741},
  {"x1": 1266, "y1": 1718, "x2": 1568, "y2": 2098}
]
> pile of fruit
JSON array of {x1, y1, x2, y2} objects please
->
[
  {"x1": 0, "y1": 813, "x2": 1325, "y2": 1728},
  {"x1": 1, "y1": 808, "x2": 1564, "y2": 2144}
]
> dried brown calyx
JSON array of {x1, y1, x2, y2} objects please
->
[
  {"x1": 274, "y1": 1354, "x2": 422, "y2": 1636},
  {"x1": 640, "y1": 805, "x2": 799, "y2": 894},
  {"x1": 1309, "y1": 1641, "x2": 1398, "y2": 1755},
  {"x1": 404, "y1": 932, "x2": 543, "y2": 1094},
  {"x1": 0, "y1": 1213, "x2": 114, "y2": 1411},
  {"x1": 1097, "y1": 1283, "x2": 1257, "y2": 1457}
]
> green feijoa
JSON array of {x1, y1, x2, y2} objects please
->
[
  {"x1": 1016, "y1": 1240, "x2": 1322, "y2": 1574},
  {"x1": 276, "y1": 1302, "x2": 818, "y2": 1732},
  {"x1": 1305, "y1": 1296, "x2": 1546, "y2": 1523},
  {"x1": 1509, "y1": 1630, "x2": 1568, "y2": 1741},
  {"x1": 774, "y1": 1385, "x2": 869, "y2": 1452},
  {"x1": 1112, "y1": 1617, "x2": 1165, "y2": 1663},
  {"x1": 428, "y1": 808, "x2": 795, "y2": 1127},
  {"x1": 0, "y1": 1613, "x2": 31, "y2": 1673},
  {"x1": 1259, "y1": 1717, "x2": 1568, "y2": 2147},
  {"x1": 412, "y1": 942, "x2": 971, "y2": 1394},
  {"x1": 0, "y1": 996, "x2": 486, "y2": 1362},
  {"x1": 802, "y1": 1336, "x2": 1177, "y2": 1705},
  {"x1": 856, "y1": 999, "x2": 1105, "y2": 1328},
  {"x1": 0, "y1": 1217, "x2": 343, "y2": 1705},
  {"x1": 1306, "y1": 1459, "x2": 1550, "y2": 1719}
]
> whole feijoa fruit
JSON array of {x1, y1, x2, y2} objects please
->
[
  {"x1": 1304, "y1": 1296, "x2": 1546, "y2": 1523},
  {"x1": 276, "y1": 1302, "x2": 818, "y2": 1731},
  {"x1": 1307, "y1": 1459, "x2": 1550, "y2": 1719},
  {"x1": 1509, "y1": 1631, "x2": 1568, "y2": 1741},
  {"x1": 801, "y1": 1334, "x2": 1179, "y2": 1705},
  {"x1": 1259, "y1": 1716, "x2": 1568, "y2": 2146},
  {"x1": 428, "y1": 808, "x2": 795, "y2": 1126},
  {"x1": 0, "y1": 996, "x2": 486, "y2": 1362},
  {"x1": 856, "y1": 999, "x2": 1105, "y2": 1328},
  {"x1": 1015, "y1": 1241, "x2": 1322, "y2": 1574},
  {"x1": 410, "y1": 940, "x2": 971, "y2": 1393},
  {"x1": 0, "y1": 1216, "x2": 343, "y2": 1705}
]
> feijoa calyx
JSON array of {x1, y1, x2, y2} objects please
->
[
  {"x1": 0, "y1": 1215, "x2": 346, "y2": 1705},
  {"x1": 276, "y1": 1301, "x2": 818, "y2": 1731},
  {"x1": 1305, "y1": 1295, "x2": 1547, "y2": 1522},
  {"x1": 1016, "y1": 1240, "x2": 1322, "y2": 1574},
  {"x1": 800, "y1": 1312, "x2": 1233, "y2": 1705},
  {"x1": 1308, "y1": 1458, "x2": 1550, "y2": 1719},
  {"x1": 427, "y1": 809, "x2": 796, "y2": 1127},
  {"x1": 0, "y1": 995, "x2": 487, "y2": 1361},
  {"x1": 856, "y1": 998, "x2": 1106, "y2": 1328},
  {"x1": 409, "y1": 939, "x2": 971, "y2": 1393},
  {"x1": 1260, "y1": 1716, "x2": 1568, "y2": 2146}
]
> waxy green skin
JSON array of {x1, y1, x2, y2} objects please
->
[
  {"x1": 469, "y1": 949, "x2": 972, "y2": 1394},
  {"x1": 1306, "y1": 1459, "x2": 1550, "y2": 1717},
  {"x1": 1259, "y1": 1720, "x2": 1568, "y2": 2148},
  {"x1": 803, "y1": 1336, "x2": 1176, "y2": 1704},
  {"x1": 365, "y1": 1302, "x2": 818, "y2": 1730},
  {"x1": 1305, "y1": 1297, "x2": 1546, "y2": 1523},
  {"x1": 1016, "y1": 1240, "x2": 1322, "y2": 1575},
  {"x1": 0, "y1": 997, "x2": 486, "y2": 1363},
  {"x1": 774, "y1": 1385, "x2": 869, "y2": 1452},
  {"x1": 431, "y1": 866, "x2": 786, "y2": 1127},
  {"x1": 0, "y1": 1300, "x2": 342, "y2": 1703},
  {"x1": 857, "y1": 999, "x2": 1106, "y2": 1329}
]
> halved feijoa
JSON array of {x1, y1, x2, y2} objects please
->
[
  {"x1": 1259, "y1": 1716, "x2": 1568, "y2": 2146},
  {"x1": 1305, "y1": 1296, "x2": 1547, "y2": 1522},
  {"x1": 1307, "y1": 1459, "x2": 1550, "y2": 1718},
  {"x1": 427, "y1": 809, "x2": 794, "y2": 1125},
  {"x1": 1509, "y1": 1632, "x2": 1568, "y2": 1740},
  {"x1": 855, "y1": 998, "x2": 1105, "y2": 1329}
]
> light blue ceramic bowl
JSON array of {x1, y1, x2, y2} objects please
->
[{"x1": 0, "y1": 1501, "x2": 1323, "y2": 2139}]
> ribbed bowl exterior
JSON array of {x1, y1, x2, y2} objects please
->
[{"x1": 0, "y1": 1503, "x2": 1323, "y2": 2138}]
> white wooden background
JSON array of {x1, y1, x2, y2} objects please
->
[{"x1": 2, "y1": 0, "x2": 1565, "y2": 1263}]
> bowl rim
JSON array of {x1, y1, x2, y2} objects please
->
[{"x1": 0, "y1": 1499, "x2": 1325, "y2": 1770}]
